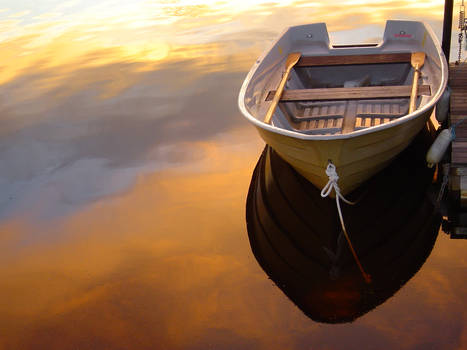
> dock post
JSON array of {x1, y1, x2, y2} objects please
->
[{"x1": 442, "y1": 0, "x2": 454, "y2": 60}]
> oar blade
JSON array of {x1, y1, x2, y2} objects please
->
[
  {"x1": 411, "y1": 52, "x2": 426, "y2": 68},
  {"x1": 286, "y1": 52, "x2": 302, "y2": 67}
]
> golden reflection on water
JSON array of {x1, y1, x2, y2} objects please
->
[
  {"x1": 0, "y1": 0, "x2": 446, "y2": 83},
  {"x1": 0, "y1": 0, "x2": 448, "y2": 114},
  {"x1": 0, "y1": 130, "x2": 270, "y2": 349},
  {"x1": 0, "y1": 0, "x2": 465, "y2": 349},
  {"x1": 0, "y1": 129, "x2": 466, "y2": 349}
]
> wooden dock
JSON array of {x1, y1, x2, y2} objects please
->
[
  {"x1": 444, "y1": 63, "x2": 467, "y2": 238},
  {"x1": 449, "y1": 63, "x2": 467, "y2": 207}
]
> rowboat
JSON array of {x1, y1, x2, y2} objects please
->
[
  {"x1": 239, "y1": 20, "x2": 448, "y2": 195},
  {"x1": 246, "y1": 128, "x2": 441, "y2": 323}
]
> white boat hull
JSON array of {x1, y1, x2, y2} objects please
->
[
  {"x1": 257, "y1": 108, "x2": 430, "y2": 194},
  {"x1": 239, "y1": 20, "x2": 448, "y2": 195}
]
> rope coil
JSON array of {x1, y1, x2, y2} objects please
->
[
  {"x1": 321, "y1": 162, "x2": 371, "y2": 284},
  {"x1": 320, "y1": 163, "x2": 355, "y2": 205}
]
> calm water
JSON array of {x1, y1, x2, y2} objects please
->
[{"x1": 0, "y1": 1, "x2": 466, "y2": 349}]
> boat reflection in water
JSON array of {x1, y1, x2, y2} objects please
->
[{"x1": 246, "y1": 127, "x2": 442, "y2": 323}]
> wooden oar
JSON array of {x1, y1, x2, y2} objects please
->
[
  {"x1": 264, "y1": 52, "x2": 301, "y2": 124},
  {"x1": 408, "y1": 52, "x2": 426, "y2": 114}
]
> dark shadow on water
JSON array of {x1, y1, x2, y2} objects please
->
[{"x1": 246, "y1": 127, "x2": 442, "y2": 323}]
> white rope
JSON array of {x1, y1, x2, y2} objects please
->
[
  {"x1": 320, "y1": 162, "x2": 371, "y2": 283},
  {"x1": 320, "y1": 163, "x2": 355, "y2": 205}
]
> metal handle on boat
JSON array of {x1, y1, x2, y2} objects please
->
[{"x1": 264, "y1": 52, "x2": 301, "y2": 124}]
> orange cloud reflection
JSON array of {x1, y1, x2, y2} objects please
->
[
  {"x1": 0, "y1": 0, "x2": 463, "y2": 348},
  {"x1": 0, "y1": 0, "x2": 446, "y2": 85},
  {"x1": 0, "y1": 129, "x2": 278, "y2": 349},
  {"x1": 0, "y1": 126, "x2": 466, "y2": 349}
]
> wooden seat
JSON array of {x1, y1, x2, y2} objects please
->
[
  {"x1": 295, "y1": 52, "x2": 412, "y2": 67},
  {"x1": 265, "y1": 85, "x2": 431, "y2": 102}
]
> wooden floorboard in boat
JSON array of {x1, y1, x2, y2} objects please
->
[
  {"x1": 266, "y1": 85, "x2": 431, "y2": 102},
  {"x1": 342, "y1": 100, "x2": 357, "y2": 133},
  {"x1": 280, "y1": 93, "x2": 410, "y2": 133}
]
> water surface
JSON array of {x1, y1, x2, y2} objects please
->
[{"x1": 0, "y1": 1, "x2": 466, "y2": 349}]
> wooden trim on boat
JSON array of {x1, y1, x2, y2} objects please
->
[
  {"x1": 342, "y1": 100, "x2": 358, "y2": 133},
  {"x1": 296, "y1": 53, "x2": 412, "y2": 67},
  {"x1": 265, "y1": 85, "x2": 431, "y2": 102}
]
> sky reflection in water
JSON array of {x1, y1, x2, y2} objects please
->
[{"x1": 0, "y1": 0, "x2": 466, "y2": 349}]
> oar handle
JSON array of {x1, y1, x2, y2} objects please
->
[
  {"x1": 264, "y1": 67, "x2": 293, "y2": 124},
  {"x1": 409, "y1": 66, "x2": 420, "y2": 113}
]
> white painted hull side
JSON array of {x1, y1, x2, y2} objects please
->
[
  {"x1": 239, "y1": 20, "x2": 448, "y2": 195},
  {"x1": 256, "y1": 108, "x2": 431, "y2": 195}
]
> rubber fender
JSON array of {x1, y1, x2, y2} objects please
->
[{"x1": 426, "y1": 128, "x2": 453, "y2": 168}]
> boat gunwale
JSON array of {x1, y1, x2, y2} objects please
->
[{"x1": 238, "y1": 20, "x2": 448, "y2": 141}]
